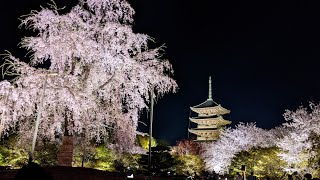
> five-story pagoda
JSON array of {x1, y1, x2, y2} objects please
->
[{"x1": 188, "y1": 76, "x2": 231, "y2": 141}]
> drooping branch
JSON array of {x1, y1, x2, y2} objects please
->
[{"x1": 0, "y1": 53, "x2": 21, "y2": 81}]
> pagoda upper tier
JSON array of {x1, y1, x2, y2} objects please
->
[
  {"x1": 189, "y1": 116, "x2": 231, "y2": 127},
  {"x1": 190, "y1": 76, "x2": 230, "y2": 116},
  {"x1": 190, "y1": 100, "x2": 230, "y2": 116}
]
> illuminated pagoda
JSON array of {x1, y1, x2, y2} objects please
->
[{"x1": 188, "y1": 76, "x2": 231, "y2": 141}]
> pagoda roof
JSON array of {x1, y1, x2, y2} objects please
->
[
  {"x1": 189, "y1": 116, "x2": 231, "y2": 126},
  {"x1": 190, "y1": 104, "x2": 230, "y2": 115},
  {"x1": 191, "y1": 99, "x2": 219, "y2": 108},
  {"x1": 190, "y1": 76, "x2": 231, "y2": 116}
]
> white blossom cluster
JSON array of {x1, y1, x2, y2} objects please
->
[
  {"x1": 202, "y1": 102, "x2": 320, "y2": 174},
  {"x1": 276, "y1": 102, "x2": 320, "y2": 173},
  {"x1": 202, "y1": 123, "x2": 276, "y2": 174},
  {"x1": 0, "y1": 0, "x2": 177, "y2": 152}
]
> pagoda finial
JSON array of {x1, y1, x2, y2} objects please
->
[{"x1": 208, "y1": 76, "x2": 212, "y2": 100}]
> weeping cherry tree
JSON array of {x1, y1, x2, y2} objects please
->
[{"x1": 0, "y1": 0, "x2": 177, "y2": 159}]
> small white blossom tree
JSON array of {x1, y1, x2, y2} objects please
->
[
  {"x1": 0, "y1": 0, "x2": 177, "y2": 157},
  {"x1": 277, "y1": 103, "x2": 320, "y2": 174},
  {"x1": 202, "y1": 123, "x2": 278, "y2": 174}
]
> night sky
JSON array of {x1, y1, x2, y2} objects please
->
[{"x1": 1, "y1": 0, "x2": 320, "y2": 145}]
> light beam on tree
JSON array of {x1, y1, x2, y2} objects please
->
[
  {"x1": 148, "y1": 89, "x2": 154, "y2": 174},
  {"x1": 30, "y1": 73, "x2": 57, "y2": 160},
  {"x1": 30, "y1": 74, "x2": 47, "y2": 160}
]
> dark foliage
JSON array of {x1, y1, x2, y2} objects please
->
[
  {"x1": 14, "y1": 162, "x2": 53, "y2": 180},
  {"x1": 138, "y1": 145, "x2": 176, "y2": 176}
]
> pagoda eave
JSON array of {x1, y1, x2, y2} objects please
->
[
  {"x1": 188, "y1": 129, "x2": 220, "y2": 141},
  {"x1": 189, "y1": 117, "x2": 231, "y2": 126},
  {"x1": 190, "y1": 105, "x2": 230, "y2": 116},
  {"x1": 188, "y1": 128, "x2": 220, "y2": 135}
]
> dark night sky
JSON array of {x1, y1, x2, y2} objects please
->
[{"x1": 1, "y1": 0, "x2": 320, "y2": 145}]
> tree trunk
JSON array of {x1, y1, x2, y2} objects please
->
[
  {"x1": 81, "y1": 155, "x2": 84, "y2": 167},
  {"x1": 58, "y1": 136, "x2": 73, "y2": 166}
]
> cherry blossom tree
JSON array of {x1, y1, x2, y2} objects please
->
[
  {"x1": 172, "y1": 140, "x2": 203, "y2": 156},
  {"x1": 276, "y1": 103, "x2": 320, "y2": 174},
  {"x1": 171, "y1": 140, "x2": 204, "y2": 176},
  {"x1": 202, "y1": 103, "x2": 320, "y2": 176},
  {"x1": 202, "y1": 123, "x2": 278, "y2": 174},
  {"x1": 0, "y1": 0, "x2": 177, "y2": 156}
]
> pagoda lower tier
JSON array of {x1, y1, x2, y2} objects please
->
[{"x1": 188, "y1": 128, "x2": 221, "y2": 141}]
